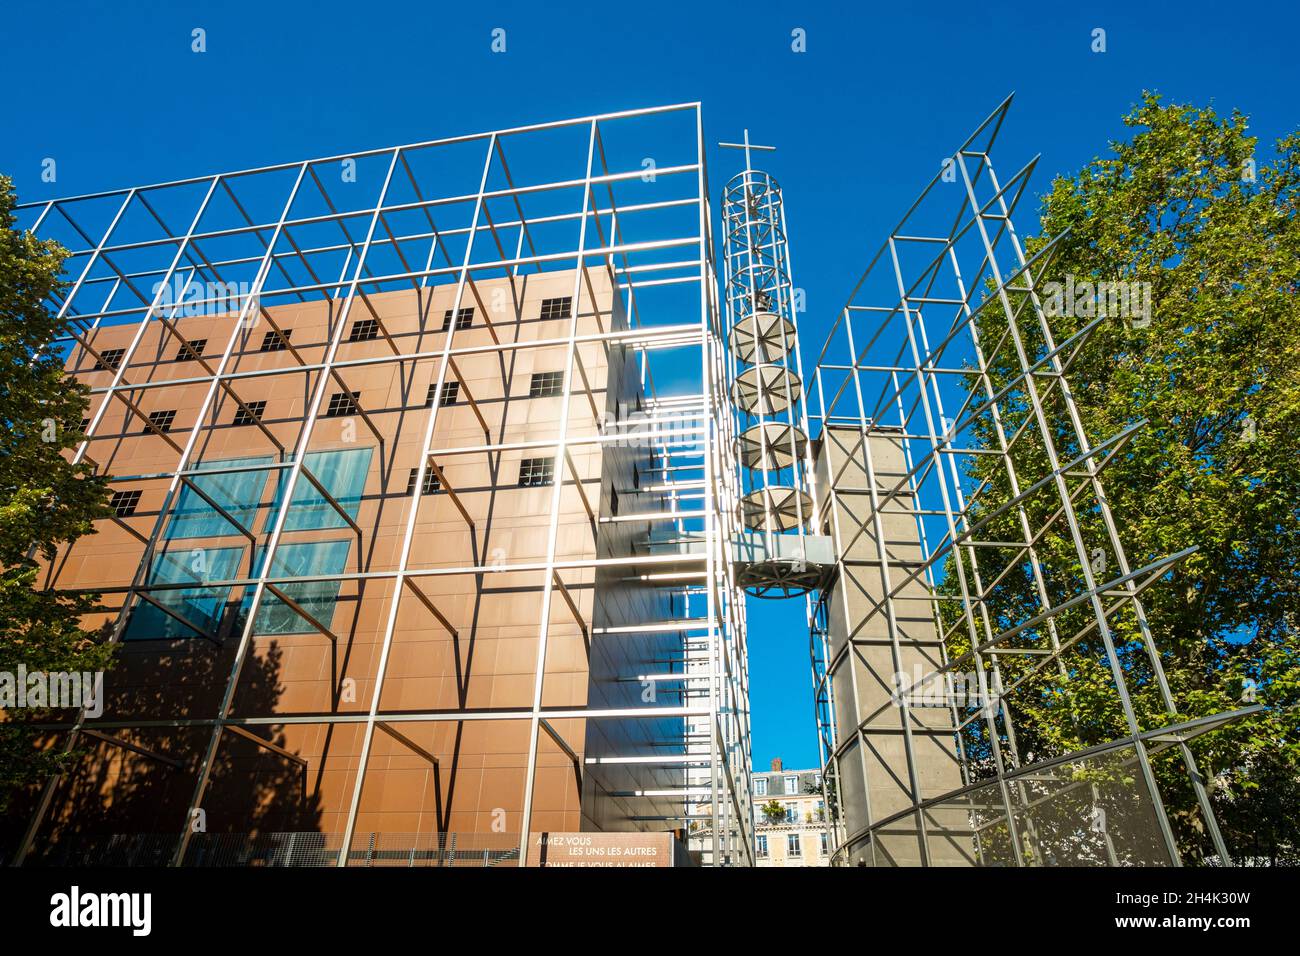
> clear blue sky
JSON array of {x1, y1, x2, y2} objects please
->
[{"x1": 4, "y1": 0, "x2": 1296, "y2": 770}]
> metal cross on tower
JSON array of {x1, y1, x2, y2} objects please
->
[{"x1": 718, "y1": 129, "x2": 777, "y2": 171}]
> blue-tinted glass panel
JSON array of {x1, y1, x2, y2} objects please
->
[
  {"x1": 122, "y1": 546, "x2": 246, "y2": 641},
  {"x1": 165, "y1": 456, "x2": 274, "y2": 539},
  {"x1": 276, "y1": 447, "x2": 373, "y2": 531},
  {"x1": 250, "y1": 540, "x2": 352, "y2": 635}
]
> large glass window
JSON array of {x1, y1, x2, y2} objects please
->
[
  {"x1": 165, "y1": 456, "x2": 274, "y2": 539},
  {"x1": 250, "y1": 540, "x2": 352, "y2": 635},
  {"x1": 279, "y1": 447, "x2": 373, "y2": 531},
  {"x1": 123, "y1": 546, "x2": 245, "y2": 641}
]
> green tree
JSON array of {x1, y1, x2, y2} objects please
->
[
  {"x1": 945, "y1": 93, "x2": 1299, "y2": 863},
  {"x1": 760, "y1": 799, "x2": 786, "y2": 825},
  {"x1": 0, "y1": 174, "x2": 113, "y2": 809}
]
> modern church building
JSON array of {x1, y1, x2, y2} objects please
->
[{"x1": 4, "y1": 101, "x2": 1258, "y2": 867}]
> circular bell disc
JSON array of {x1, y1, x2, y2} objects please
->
[
  {"x1": 738, "y1": 421, "x2": 808, "y2": 471},
  {"x1": 730, "y1": 311, "x2": 796, "y2": 364},
  {"x1": 737, "y1": 561, "x2": 821, "y2": 599},
  {"x1": 739, "y1": 486, "x2": 812, "y2": 532},
  {"x1": 731, "y1": 364, "x2": 802, "y2": 415}
]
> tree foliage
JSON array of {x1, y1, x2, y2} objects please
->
[
  {"x1": 0, "y1": 174, "x2": 112, "y2": 808},
  {"x1": 943, "y1": 94, "x2": 1299, "y2": 863},
  {"x1": 760, "y1": 799, "x2": 786, "y2": 824}
]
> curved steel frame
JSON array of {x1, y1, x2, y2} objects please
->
[{"x1": 806, "y1": 95, "x2": 1251, "y2": 867}]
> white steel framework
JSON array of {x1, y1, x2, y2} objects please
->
[{"x1": 11, "y1": 103, "x2": 755, "y2": 867}]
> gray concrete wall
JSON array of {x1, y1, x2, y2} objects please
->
[{"x1": 816, "y1": 425, "x2": 975, "y2": 866}]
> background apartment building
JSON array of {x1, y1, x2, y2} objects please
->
[{"x1": 752, "y1": 759, "x2": 830, "y2": 866}]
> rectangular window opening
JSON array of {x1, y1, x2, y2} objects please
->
[
  {"x1": 260, "y1": 329, "x2": 291, "y2": 352},
  {"x1": 406, "y1": 467, "x2": 441, "y2": 496},
  {"x1": 539, "y1": 297, "x2": 572, "y2": 321},
  {"x1": 348, "y1": 318, "x2": 379, "y2": 342},
  {"x1": 518, "y1": 457, "x2": 554, "y2": 487},
  {"x1": 529, "y1": 371, "x2": 564, "y2": 398},
  {"x1": 325, "y1": 391, "x2": 360, "y2": 417},
  {"x1": 95, "y1": 348, "x2": 125, "y2": 371},
  {"x1": 110, "y1": 489, "x2": 142, "y2": 518},
  {"x1": 233, "y1": 400, "x2": 267, "y2": 426},
  {"x1": 144, "y1": 409, "x2": 177, "y2": 434},
  {"x1": 176, "y1": 339, "x2": 207, "y2": 361},
  {"x1": 441, "y1": 307, "x2": 473, "y2": 331}
]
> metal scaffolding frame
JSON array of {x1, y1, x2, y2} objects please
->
[
  {"x1": 806, "y1": 95, "x2": 1259, "y2": 866},
  {"x1": 12, "y1": 103, "x2": 755, "y2": 867}
]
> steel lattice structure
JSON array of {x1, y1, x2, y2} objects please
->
[
  {"x1": 10, "y1": 103, "x2": 756, "y2": 868},
  {"x1": 806, "y1": 96, "x2": 1261, "y2": 867},
  {"x1": 718, "y1": 132, "x2": 822, "y2": 598},
  {"x1": 6, "y1": 95, "x2": 1264, "y2": 870}
]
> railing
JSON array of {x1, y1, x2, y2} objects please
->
[{"x1": 755, "y1": 818, "x2": 827, "y2": 829}]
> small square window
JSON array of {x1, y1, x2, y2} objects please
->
[
  {"x1": 518, "y1": 457, "x2": 554, "y2": 487},
  {"x1": 144, "y1": 409, "x2": 176, "y2": 434},
  {"x1": 529, "y1": 371, "x2": 564, "y2": 398},
  {"x1": 95, "y1": 348, "x2": 125, "y2": 371},
  {"x1": 438, "y1": 381, "x2": 460, "y2": 407},
  {"x1": 406, "y1": 467, "x2": 441, "y2": 496},
  {"x1": 348, "y1": 319, "x2": 379, "y2": 342},
  {"x1": 539, "y1": 297, "x2": 571, "y2": 321},
  {"x1": 110, "y1": 489, "x2": 142, "y2": 517},
  {"x1": 260, "y1": 329, "x2": 291, "y2": 352},
  {"x1": 80, "y1": 418, "x2": 90, "y2": 434},
  {"x1": 176, "y1": 339, "x2": 206, "y2": 361},
  {"x1": 233, "y1": 400, "x2": 267, "y2": 426},
  {"x1": 325, "y1": 391, "x2": 360, "y2": 417},
  {"x1": 441, "y1": 307, "x2": 474, "y2": 331}
]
